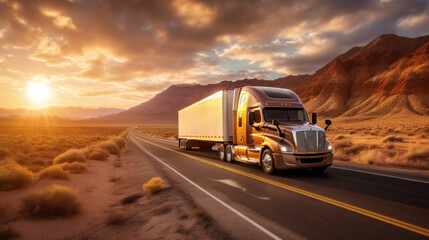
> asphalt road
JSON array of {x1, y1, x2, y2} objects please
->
[{"x1": 127, "y1": 128, "x2": 429, "y2": 240}]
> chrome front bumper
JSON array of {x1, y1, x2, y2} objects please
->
[{"x1": 273, "y1": 152, "x2": 333, "y2": 170}]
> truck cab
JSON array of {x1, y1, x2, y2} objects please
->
[{"x1": 228, "y1": 86, "x2": 333, "y2": 174}]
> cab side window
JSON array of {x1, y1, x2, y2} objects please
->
[
  {"x1": 239, "y1": 93, "x2": 247, "y2": 107},
  {"x1": 254, "y1": 110, "x2": 262, "y2": 123}
]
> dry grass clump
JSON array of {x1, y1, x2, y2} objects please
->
[
  {"x1": 0, "y1": 225, "x2": 19, "y2": 240},
  {"x1": 21, "y1": 185, "x2": 81, "y2": 218},
  {"x1": 142, "y1": 177, "x2": 165, "y2": 194},
  {"x1": 334, "y1": 135, "x2": 346, "y2": 140},
  {"x1": 98, "y1": 142, "x2": 120, "y2": 155},
  {"x1": 0, "y1": 126, "x2": 127, "y2": 171},
  {"x1": 59, "y1": 162, "x2": 88, "y2": 173},
  {"x1": 0, "y1": 160, "x2": 33, "y2": 191},
  {"x1": 382, "y1": 135, "x2": 404, "y2": 143},
  {"x1": 53, "y1": 149, "x2": 86, "y2": 164},
  {"x1": 136, "y1": 125, "x2": 178, "y2": 140},
  {"x1": 352, "y1": 149, "x2": 385, "y2": 165},
  {"x1": 405, "y1": 146, "x2": 429, "y2": 163},
  {"x1": 333, "y1": 140, "x2": 352, "y2": 149},
  {"x1": 38, "y1": 165, "x2": 69, "y2": 180},
  {"x1": 110, "y1": 137, "x2": 126, "y2": 149},
  {"x1": 88, "y1": 148, "x2": 110, "y2": 161}
]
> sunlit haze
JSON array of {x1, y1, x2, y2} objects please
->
[
  {"x1": 0, "y1": 0, "x2": 427, "y2": 109},
  {"x1": 26, "y1": 82, "x2": 52, "y2": 107}
]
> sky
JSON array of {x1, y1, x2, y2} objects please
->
[{"x1": 0, "y1": 0, "x2": 428, "y2": 109}]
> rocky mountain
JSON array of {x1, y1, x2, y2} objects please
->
[{"x1": 101, "y1": 34, "x2": 429, "y2": 124}]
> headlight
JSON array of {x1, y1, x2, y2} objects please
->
[
  {"x1": 280, "y1": 145, "x2": 292, "y2": 153},
  {"x1": 326, "y1": 140, "x2": 333, "y2": 152}
]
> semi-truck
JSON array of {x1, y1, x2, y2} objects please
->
[{"x1": 178, "y1": 86, "x2": 333, "y2": 174}]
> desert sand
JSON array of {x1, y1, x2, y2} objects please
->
[{"x1": 0, "y1": 136, "x2": 229, "y2": 240}]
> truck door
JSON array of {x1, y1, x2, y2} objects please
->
[
  {"x1": 236, "y1": 92, "x2": 248, "y2": 158},
  {"x1": 248, "y1": 109, "x2": 263, "y2": 160}
]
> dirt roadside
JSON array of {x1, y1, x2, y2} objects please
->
[{"x1": 0, "y1": 137, "x2": 230, "y2": 240}]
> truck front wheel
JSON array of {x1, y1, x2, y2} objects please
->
[
  {"x1": 219, "y1": 144, "x2": 226, "y2": 161},
  {"x1": 261, "y1": 149, "x2": 276, "y2": 175}
]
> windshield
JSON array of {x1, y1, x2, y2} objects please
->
[{"x1": 263, "y1": 108, "x2": 308, "y2": 122}]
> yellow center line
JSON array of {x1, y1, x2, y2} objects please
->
[{"x1": 129, "y1": 130, "x2": 429, "y2": 237}]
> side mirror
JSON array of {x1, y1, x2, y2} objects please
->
[
  {"x1": 271, "y1": 120, "x2": 280, "y2": 125},
  {"x1": 325, "y1": 119, "x2": 332, "y2": 131},
  {"x1": 249, "y1": 112, "x2": 255, "y2": 126},
  {"x1": 311, "y1": 113, "x2": 317, "y2": 124},
  {"x1": 271, "y1": 120, "x2": 284, "y2": 137}
]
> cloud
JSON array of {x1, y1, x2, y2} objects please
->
[{"x1": 0, "y1": 0, "x2": 428, "y2": 108}]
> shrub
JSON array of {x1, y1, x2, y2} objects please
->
[
  {"x1": 334, "y1": 135, "x2": 346, "y2": 140},
  {"x1": 21, "y1": 185, "x2": 81, "y2": 218},
  {"x1": 382, "y1": 135, "x2": 404, "y2": 143},
  {"x1": 142, "y1": 177, "x2": 165, "y2": 194},
  {"x1": 98, "y1": 142, "x2": 120, "y2": 155},
  {"x1": 110, "y1": 137, "x2": 126, "y2": 149},
  {"x1": 0, "y1": 160, "x2": 33, "y2": 191},
  {"x1": 38, "y1": 165, "x2": 69, "y2": 180},
  {"x1": 88, "y1": 148, "x2": 109, "y2": 161},
  {"x1": 333, "y1": 140, "x2": 352, "y2": 149},
  {"x1": 53, "y1": 149, "x2": 86, "y2": 164},
  {"x1": 353, "y1": 149, "x2": 384, "y2": 165},
  {"x1": 405, "y1": 147, "x2": 429, "y2": 163},
  {"x1": 60, "y1": 162, "x2": 88, "y2": 173}
]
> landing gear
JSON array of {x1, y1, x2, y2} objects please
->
[
  {"x1": 261, "y1": 149, "x2": 276, "y2": 175},
  {"x1": 225, "y1": 145, "x2": 234, "y2": 163},
  {"x1": 179, "y1": 139, "x2": 191, "y2": 150}
]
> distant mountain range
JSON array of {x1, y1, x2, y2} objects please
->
[
  {"x1": 98, "y1": 34, "x2": 429, "y2": 124},
  {"x1": 0, "y1": 106, "x2": 125, "y2": 120}
]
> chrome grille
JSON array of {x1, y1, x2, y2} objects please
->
[{"x1": 293, "y1": 130, "x2": 326, "y2": 153}]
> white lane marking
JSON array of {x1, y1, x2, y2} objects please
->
[
  {"x1": 331, "y1": 166, "x2": 429, "y2": 184},
  {"x1": 128, "y1": 133, "x2": 282, "y2": 240},
  {"x1": 212, "y1": 178, "x2": 271, "y2": 201}
]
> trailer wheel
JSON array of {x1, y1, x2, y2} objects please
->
[
  {"x1": 226, "y1": 145, "x2": 234, "y2": 163},
  {"x1": 219, "y1": 144, "x2": 226, "y2": 161},
  {"x1": 179, "y1": 139, "x2": 184, "y2": 150},
  {"x1": 261, "y1": 149, "x2": 276, "y2": 175}
]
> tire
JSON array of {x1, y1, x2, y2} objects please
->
[
  {"x1": 218, "y1": 144, "x2": 226, "y2": 161},
  {"x1": 312, "y1": 166, "x2": 328, "y2": 173},
  {"x1": 261, "y1": 149, "x2": 275, "y2": 174},
  {"x1": 226, "y1": 145, "x2": 234, "y2": 163}
]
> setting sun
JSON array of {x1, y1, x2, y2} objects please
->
[{"x1": 27, "y1": 82, "x2": 51, "y2": 104}]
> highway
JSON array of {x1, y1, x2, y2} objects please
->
[{"x1": 127, "y1": 128, "x2": 429, "y2": 240}]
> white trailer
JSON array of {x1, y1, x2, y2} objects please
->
[{"x1": 178, "y1": 90, "x2": 234, "y2": 150}]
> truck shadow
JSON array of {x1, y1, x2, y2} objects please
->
[{"x1": 183, "y1": 148, "x2": 333, "y2": 179}]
